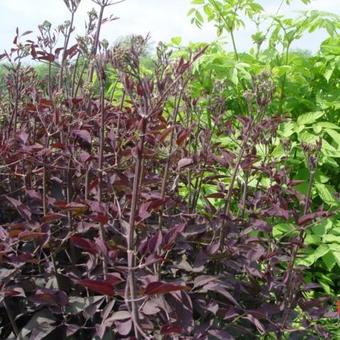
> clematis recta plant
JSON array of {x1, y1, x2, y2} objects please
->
[{"x1": 0, "y1": 0, "x2": 337, "y2": 339}]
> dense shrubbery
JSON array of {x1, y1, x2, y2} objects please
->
[{"x1": 0, "y1": 0, "x2": 339, "y2": 339}]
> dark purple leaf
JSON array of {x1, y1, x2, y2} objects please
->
[
  {"x1": 5, "y1": 196, "x2": 32, "y2": 221},
  {"x1": 73, "y1": 129, "x2": 92, "y2": 144},
  {"x1": 70, "y1": 236, "x2": 98, "y2": 255},
  {"x1": 177, "y1": 157, "x2": 194, "y2": 170},
  {"x1": 145, "y1": 281, "x2": 188, "y2": 295},
  {"x1": 298, "y1": 211, "x2": 331, "y2": 226},
  {"x1": 161, "y1": 324, "x2": 183, "y2": 335},
  {"x1": 142, "y1": 300, "x2": 161, "y2": 315},
  {"x1": 244, "y1": 314, "x2": 266, "y2": 334},
  {"x1": 66, "y1": 324, "x2": 80, "y2": 337},
  {"x1": 264, "y1": 204, "x2": 289, "y2": 220},
  {"x1": 75, "y1": 279, "x2": 115, "y2": 296},
  {"x1": 116, "y1": 318, "x2": 132, "y2": 336},
  {"x1": 163, "y1": 223, "x2": 186, "y2": 250},
  {"x1": 29, "y1": 288, "x2": 68, "y2": 306},
  {"x1": 251, "y1": 219, "x2": 272, "y2": 232},
  {"x1": 208, "y1": 329, "x2": 234, "y2": 339}
]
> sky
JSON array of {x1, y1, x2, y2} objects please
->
[{"x1": 0, "y1": 0, "x2": 339, "y2": 54}]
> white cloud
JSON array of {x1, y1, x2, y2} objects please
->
[{"x1": 311, "y1": 0, "x2": 340, "y2": 12}]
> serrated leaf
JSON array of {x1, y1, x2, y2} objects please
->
[
  {"x1": 315, "y1": 182, "x2": 338, "y2": 206},
  {"x1": 195, "y1": 10, "x2": 204, "y2": 23},
  {"x1": 203, "y1": 4, "x2": 213, "y2": 17},
  {"x1": 273, "y1": 65, "x2": 291, "y2": 76},
  {"x1": 230, "y1": 67, "x2": 238, "y2": 85},
  {"x1": 271, "y1": 144, "x2": 285, "y2": 158},
  {"x1": 323, "y1": 234, "x2": 340, "y2": 244},
  {"x1": 318, "y1": 278, "x2": 332, "y2": 294},
  {"x1": 279, "y1": 121, "x2": 295, "y2": 137},
  {"x1": 311, "y1": 218, "x2": 333, "y2": 236},
  {"x1": 297, "y1": 111, "x2": 324, "y2": 126},
  {"x1": 272, "y1": 223, "x2": 296, "y2": 239},
  {"x1": 326, "y1": 129, "x2": 340, "y2": 148},
  {"x1": 323, "y1": 65, "x2": 334, "y2": 82},
  {"x1": 321, "y1": 251, "x2": 336, "y2": 271},
  {"x1": 313, "y1": 124, "x2": 322, "y2": 134},
  {"x1": 331, "y1": 250, "x2": 340, "y2": 267},
  {"x1": 305, "y1": 233, "x2": 321, "y2": 245},
  {"x1": 298, "y1": 130, "x2": 318, "y2": 143},
  {"x1": 321, "y1": 140, "x2": 340, "y2": 157},
  {"x1": 315, "y1": 122, "x2": 340, "y2": 130},
  {"x1": 299, "y1": 244, "x2": 330, "y2": 266}
]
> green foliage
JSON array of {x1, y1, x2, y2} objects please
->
[
  {"x1": 298, "y1": 215, "x2": 340, "y2": 298},
  {"x1": 0, "y1": 64, "x2": 8, "y2": 92},
  {"x1": 189, "y1": 0, "x2": 263, "y2": 33},
  {"x1": 186, "y1": 2, "x2": 340, "y2": 330}
]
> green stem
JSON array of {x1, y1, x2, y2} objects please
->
[
  {"x1": 230, "y1": 29, "x2": 239, "y2": 60},
  {"x1": 279, "y1": 43, "x2": 290, "y2": 114},
  {"x1": 209, "y1": 0, "x2": 239, "y2": 59}
]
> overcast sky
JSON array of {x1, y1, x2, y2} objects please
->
[{"x1": 0, "y1": 0, "x2": 339, "y2": 54}]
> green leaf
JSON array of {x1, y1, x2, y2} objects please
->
[
  {"x1": 171, "y1": 36, "x2": 182, "y2": 46},
  {"x1": 294, "y1": 167, "x2": 309, "y2": 194},
  {"x1": 330, "y1": 249, "x2": 340, "y2": 267},
  {"x1": 314, "y1": 170, "x2": 329, "y2": 184},
  {"x1": 323, "y1": 234, "x2": 340, "y2": 244},
  {"x1": 187, "y1": 8, "x2": 196, "y2": 16},
  {"x1": 298, "y1": 130, "x2": 319, "y2": 143},
  {"x1": 271, "y1": 144, "x2": 285, "y2": 159},
  {"x1": 273, "y1": 65, "x2": 291, "y2": 77},
  {"x1": 318, "y1": 276, "x2": 332, "y2": 294},
  {"x1": 311, "y1": 218, "x2": 333, "y2": 236},
  {"x1": 326, "y1": 129, "x2": 340, "y2": 148},
  {"x1": 315, "y1": 182, "x2": 338, "y2": 206},
  {"x1": 321, "y1": 36, "x2": 340, "y2": 55},
  {"x1": 322, "y1": 140, "x2": 340, "y2": 158},
  {"x1": 315, "y1": 122, "x2": 340, "y2": 130},
  {"x1": 322, "y1": 250, "x2": 337, "y2": 271},
  {"x1": 324, "y1": 65, "x2": 335, "y2": 82},
  {"x1": 299, "y1": 244, "x2": 330, "y2": 266},
  {"x1": 230, "y1": 67, "x2": 238, "y2": 85},
  {"x1": 195, "y1": 10, "x2": 204, "y2": 23},
  {"x1": 273, "y1": 223, "x2": 296, "y2": 239},
  {"x1": 313, "y1": 124, "x2": 322, "y2": 134},
  {"x1": 203, "y1": 4, "x2": 213, "y2": 17},
  {"x1": 279, "y1": 121, "x2": 295, "y2": 137},
  {"x1": 332, "y1": 226, "x2": 340, "y2": 236},
  {"x1": 305, "y1": 233, "x2": 321, "y2": 245},
  {"x1": 297, "y1": 111, "x2": 324, "y2": 125},
  {"x1": 329, "y1": 239, "x2": 340, "y2": 249}
]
